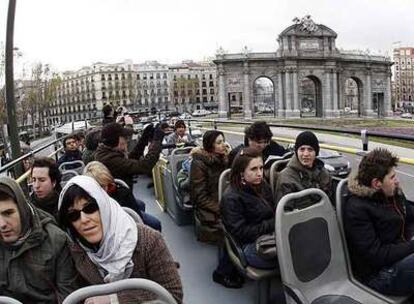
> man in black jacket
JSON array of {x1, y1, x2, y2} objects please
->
[
  {"x1": 228, "y1": 121, "x2": 287, "y2": 167},
  {"x1": 344, "y1": 148, "x2": 414, "y2": 296},
  {"x1": 95, "y1": 122, "x2": 167, "y2": 188}
]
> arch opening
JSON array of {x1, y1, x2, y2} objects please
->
[{"x1": 253, "y1": 77, "x2": 275, "y2": 116}]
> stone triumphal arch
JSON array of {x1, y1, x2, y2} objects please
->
[{"x1": 214, "y1": 16, "x2": 393, "y2": 119}]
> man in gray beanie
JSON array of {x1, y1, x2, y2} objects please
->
[
  {"x1": 275, "y1": 131, "x2": 332, "y2": 209},
  {"x1": 0, "y1": 177, "x2": 78, "y2": 303}
]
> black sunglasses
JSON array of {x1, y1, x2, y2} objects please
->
[{"x1": 67, "y1": 201, "x2": 99, "y2": 222}]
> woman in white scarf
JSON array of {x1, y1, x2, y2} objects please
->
[{"x1": 58, "y1": 175, "x2": 183, "y2": 304}]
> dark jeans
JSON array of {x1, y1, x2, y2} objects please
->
[
  {"x1": 141, "y1": 212, "x2": 162, "y2": 232},
  {"x1": 366, "y1": 253, "x2": 414, "y2": 296},
  {"x1": 242, "y1": 242, "x2": 278, "y2": 270},
  {"x1": 216, "y1": 245, "x2": 238, "y2": 276}
]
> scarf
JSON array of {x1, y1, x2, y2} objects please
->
[{"x1": 59, "y1": 175, "x2": 138, "y2": 283}]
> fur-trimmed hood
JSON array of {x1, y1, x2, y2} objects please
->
[
  {"x1": 348, "y1": 173, "x2": 378, "y2": 198},
  {"x1": 348, "y1": 172, "x2": 404, "y2": 202},
  {"x1": 191, "y1": 146, "x2": 228, "y2": 166}
]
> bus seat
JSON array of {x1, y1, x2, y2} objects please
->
[
  {"x1": 218, "y1": 168, "x2": 231, "y2": 203},
  {"x1": 170, "y1": 147, "x2": 193, "y2": 210},
  {"x1": 60, "y1": 170, "x2": 79, "y2": 188},
  {"x1": 58, "y1": 160, "x2": 85, "y2": 175},
  {"x1": 269, "y1": 158, "x2": 290, "y2": 199},
  {"x1": 336, "y1": 179, "x2": 409, "y2": 304},
  {"x1": 62, "y1": 278, "x2": 177, "y2": 304},
  {"x1": 114, "y1": 178, "x2": 130, "y2": 189},
  {"x1": 276, "y1": 188, "x2": 402, "y2": 304},
  {"x1": 0, "y1": 296, "x2": 23, "y2": 304},
  {"x1": 123, "y1": 207, "x2": 144, "y2": 224}
]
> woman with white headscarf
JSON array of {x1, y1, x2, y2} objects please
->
[{"x1": 58, "y1": 175, "x2": 183, "y2": 304}]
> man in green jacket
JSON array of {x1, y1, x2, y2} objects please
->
[
  {"x1": 0, "y1": 177, "x2": 78, "y2": 303},
  {"x1": 275, "y1": 131, "x2": 332, "y2": 209}
]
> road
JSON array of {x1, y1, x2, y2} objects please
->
[{"x1": 219, "y1": 128, "x2": 414, "y2": 201}]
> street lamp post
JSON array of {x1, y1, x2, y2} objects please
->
[{"x1": 5, "y1": 0, "x2": 23, "y2": 177}]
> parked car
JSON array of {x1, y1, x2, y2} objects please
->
[
  {"x1": 192, "y1": 109, "x2": 211, "y2": 117},
  {"x1": 180, "y1": 113, "x2": 192, "y2": 120},
  {"x1": 318, "y1": 149, "x2": 351, "y2": 178},
  {"x1": 401, "y1": 112, "x2": 413, "y2": 119}
]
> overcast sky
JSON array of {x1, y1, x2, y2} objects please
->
[{"x1": 1, "y1": 0, "x2": 414, "y2": 74}]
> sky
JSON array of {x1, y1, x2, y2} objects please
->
[{"x1": 1, "y1": 0, "x2": 414, "y2": 75}]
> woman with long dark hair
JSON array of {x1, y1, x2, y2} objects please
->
[{"x1": 221, "y1": 147, "x2": 278, "y2": 269}]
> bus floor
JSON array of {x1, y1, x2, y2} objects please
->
[{"x1": 133, "y1": 176, "x2": 286, "y2": 304}]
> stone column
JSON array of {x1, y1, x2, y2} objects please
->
[
  {"x1": 292, "y1": 69, "x2": 300, "y2": 116},
  {"x1": 332, "y1": 70, "x2": 339, "y2": 117},
  {"x1": 365, "y1": 70, "x2": 374, "y2": 117},
  {"x1": 324, "y1": 69, "x2": 332, "y2": 117},
  {"x1": 218, "y1": 64, "x2": 228, "y2": 118},
  {"x1": 277, "y1": 71, "x2": 285, "y2": 117},
  {"x1": 243, "y1": 61, "x2": 252, "y2": 119},
  {"x1": 285, "y1": 69, "x2": 293, "y2": 116},
  {"x1": 385, "y1": 73, "x2": 393, "y2": 116}
]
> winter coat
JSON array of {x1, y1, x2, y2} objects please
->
[
  {"x1": 275, "y1": 154, "x2": 332, "y2": 209},
  {"x1": 102, "y1": 116, "x2": 115, "y2": 126},
  {"x1": 71, "y1": 224, "x2": 183, "y2": 304},
  {"x1": 82, "y1": 127, "x2": 102, "y2": 165},
  {"x1": 30, "y1": 190, "x2": 60, "y2": 222},
  {"x1": 0, "y1": 178, "x2": 78, "y2": 303},
  {"x1": 228, "y1": 140, "x2": 288, "y2": 167},
  {"x1": 94, "y1": 139, "x2": 162, "y2": 188},
  {"x1": 177, "y1": 158, "x2": 192, "y2": 192},
  {"x1": 57, "y1": 149, "x2": 83, "y2": 169},
  {"x1": 344, "y1": 175, "x2": 414, "y2": 282},
  {"x1": 221, "y1": 183, "x2": 275, "y2": 245},
  {"x1": 190, "y1": 147, "x2": 227, "y2": 226}
]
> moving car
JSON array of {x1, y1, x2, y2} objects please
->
[{"x1": 318, "y1": 149, "x2": 351, "y2": 177}]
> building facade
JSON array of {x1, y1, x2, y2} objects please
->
[
  {"x1": 214, "y1": 16, "x2": 393, "y2": 119},
  {"x1": 169, "y1": 61, "x2": 218, "y2": 113},
  {"x1": 393, "y1": 47, "x2": 414, "y2": 104}
]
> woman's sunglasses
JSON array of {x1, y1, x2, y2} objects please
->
[{"x1": 67, "y1": 201, "x2": 99, "y2": 222}]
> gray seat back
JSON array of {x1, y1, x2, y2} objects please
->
[
  {"x1": 0, "y1": 297, "x2": 23, "y2": 304},
  {"x1": 59, "y1": 160, "x2": 85, "y2": 175},
  {"x1": 276, "y1": 188, "x2": 349, "y2": 298},
  {"x1": 60, "y1": 170, "x2": 79, "y2": 188},
  {"x1": 114, "y1": 178, "x2": 130, "y2": 189},
  {"x1": 218, "y1": 168, "x2": 231, "y2": 203},
  {"x1": 269, "y1": 159, "x2": 290, "y2": 198},
  {"x1": 62, "y1": 278, "x2": 177, "y2": 304},
  {"x1": 123, "y1": 207, "x2": 143, "y2": 224}
]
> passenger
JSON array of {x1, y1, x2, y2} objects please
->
[
  {"x1": 221, "y1": 147, "x2": 277, "y2": 269},
  {"x1": 94, "y1": 122, "x2": 166, "y2": 188},
  {"x1": 74, "y1": 131, "x2": 86, "y2": 152},
  {"x1": 83, "y1": 161, "x2": 162, "y2": 232},
  {"x1": 190, "y1": 130, "x2": 229, "y2": 243},
  {"x1": 57, "y1": 134, "x2": 83, "y2": 169},
  {"x1": 344, "y1": 148, "x2": 414, "y2": 296},
  {"x1": 177, "y1": 157, "x2": 192, "y2": 194},
  {"x1": 0, "y1": 176, "x2": 78, "y2": 303},
  {"x1": 102, "y1": 104, "x2": 115, "y2": 126},
  {"x1": 58, "y1": 175, "x2": 183, "y2": 304},
  {"x1": 30, "y1": 157, "x2": 61, "y2": 221},
  {"x1": 82, "y1": 127, "x2": 102, "y2": 165},
  {"x1": 164, "y1": 119, "x2": 193, "y2": 147},
  {"x1": 228, "y1": 121, "x2": 287, "y2": 167},
  {"x1": 275, "y1": 131, "x2": 332, "y2": 209}
]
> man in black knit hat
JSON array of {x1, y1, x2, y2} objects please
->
[{"x1": 275, "y1": 131, "x2": 332, "y2": 208}]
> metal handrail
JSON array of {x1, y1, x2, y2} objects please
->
[
  {"x1": 0, "y1": 135, "x2": 66, "y2": 174},
  {"x1": 62, "y1": 278, "x2": 177, "y2": 304},
  {"x1": 190, "y1": 118, "x2": 414, "y2": 142},
  {"x1": 0, "y1": 297, "x2": 23, "y2": 304}
]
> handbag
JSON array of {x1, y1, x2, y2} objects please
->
[{"x1": 255, "y1": 233, "x2": 277, "y2": 259}]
